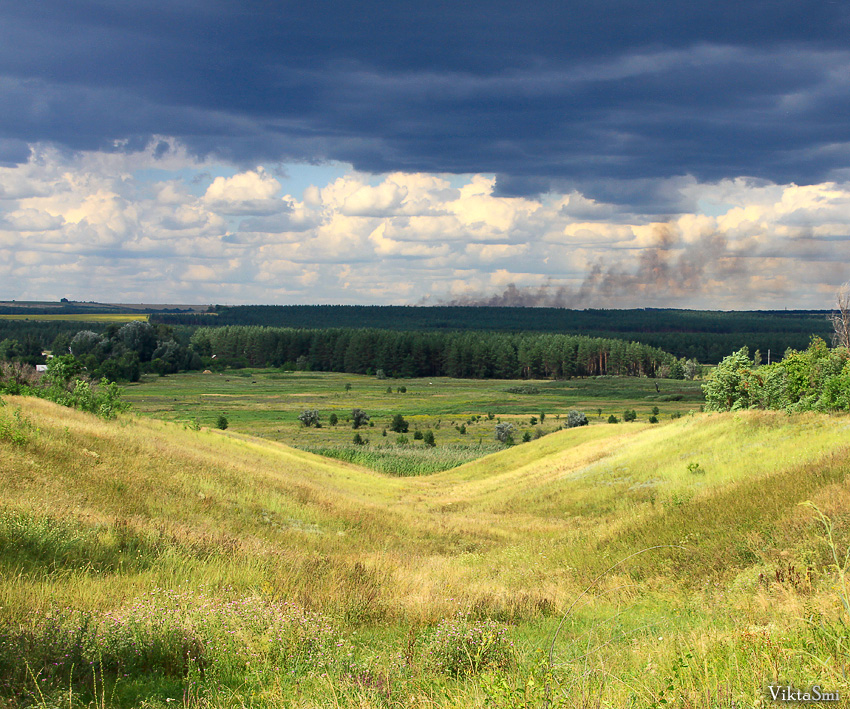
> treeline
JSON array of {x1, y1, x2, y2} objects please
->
[
  {"x1": 190, "y1": 327, "x2": 677, "y2": 379},
  {"x1": 152, "y1": 305, "x2": 833, "y2": 363},
  {"x1": 703, "y1": 338, "x2": 850, "y2": 412},
  {"x1": 0, "y1": 321, "x2": 201, "y2": 381}
]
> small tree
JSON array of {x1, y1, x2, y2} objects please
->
[
  {"x1": 215, "y1": 414, "x2": 228, "y2": 430},
  {"x1": 494, "y1": 422, "x2": 516, "y2": 445},
  {"x1": 298, "y1": 409, "x2": 320, "y2": 427},
  {"x1": 352, "y1": 432, "x2": 366, "y2": 445},
  {"x1": 830, "y1": 283, "x2": 850, "y2": 349},
  {"x1": 423, "y1": 430, "x2": 436, "y2": 446},
  {"x1": 376, "y1": 368, "x2": 387, "y2": 380},
  {"x1": 413, "y1": 429, "x2": 423, "y2": 440},
  {"x1": 623, "y1": 409, "x2": 637, "y2": 422},
  {"x1": 566, "y1": 410, "x2": 588, "y2": 428},
  {"x1": 329, "y1": 412, "x2": 338, "y2": 426},
  {"x1": 607, "y1": 414, "x2": 619, "y2": 424},
  {"x1": 389, "y1": 413, "x2": 409, "y2": 433},
  {"x1": 351, "y1": 408, "x2": 370, "y2": 429},
  {"x1": 458, "y1": 424, "x2": 466, "y2": 434},
  {"x1": 522, "y1": 431, "x2": 532, "y2": 442}
]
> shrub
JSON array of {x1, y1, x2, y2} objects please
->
[
  {"x1": 623, "y1": 409, "x2": 637, "y2": 422},
  {"x1": 215, "y1": 414, "x2": 228, "y2": 430},
  {"x1": 522, "y1": 431, "x2": 532, "y2": 442},
  {"x1": 651, "y1": 405, "x2": 660, "y2": 415},
  {"x1": 376, "y1": 368, "x2": 386, "y2": 379},
  {"x1": 648, "y1": 415, "x2": 659, "y2": 424},
  {"x1": 687, "y1": 461, "x2": 705, "y2": 475},
  {"x1": 413, "y1": 429, "x2": 423, "y2": 440},
  {"x1": 396, "y1": 434, "x2": 409, "y2": 445},
  {"x1": 298, "y1": 409, "x2": 321, "y2": 428},
  {"x1": 423, "y1": 614, "x2": 513, "y2": 677},
  {"x1": 529, "y1": 416, "x2": 537, "y2": 425},
  {"x1": 352, "y1": 433, "x2": 366, "y2": 445},
  {"x1": 458, "y1": 424, "x2": 466, "y2": 434},
  {"x1": 329, "y1": 412, "x2": 338, "y2": 426},
  {"x1": 397, "y1": 386, "x2": 407, "y2": 393},
  {"x1": 566, "y1": 410, "x2": 588, "y2": 428},
  {"x1": 351, "y1": 408, "x2": 370, "y2": 429},
  {"x1": 389, "y1": 413, "x2": 409, "y2": 433},
  {"x1": 494, "y1": 422, "x2": 516, "y2": 444},
  {"x1": 504, "y1": 386, "x2": 539, "y2": 394},
  {"x1": 423, "y1": 430, "x2": 436, "y2": 447},
  {"x1": 607, "y1": 414, "x2": 619, "y2": 424}
]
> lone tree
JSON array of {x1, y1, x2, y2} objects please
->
[
  {"x1": 830, "y1": 283, "x2": 850, "y2": 349},
  {"x1": 566, "y1": 410, "x2": 588, "y2": 428},
  {"x1": 494, "y1": 422, "x2": 516, "y2": 445},
  {"x1": 389, "y1": 413, "x2": 409, "y2": 433},
  {"x1": 351, "y1": 408, "x2": 370, "y2": 429},
  {"x1": 298, "y1": 409, "x2": 321, "y2": 427}
]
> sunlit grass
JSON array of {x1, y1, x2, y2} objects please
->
[
  {"x1": 0, "y1": 313, "x2": 149, "y2": 322},
  {"x1": 2, "y1": 393, "x2": 850, "y2": 706}
]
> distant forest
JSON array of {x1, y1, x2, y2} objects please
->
[
  {"x1": 0, "y1": 303, "x2": 835, "y2": 367},
  {"x1": 154, "y1": 305, "x2": 833, "y2": 363},
  {"x1": 190, "y1": 326, "x2": 678, "y2": 379}
]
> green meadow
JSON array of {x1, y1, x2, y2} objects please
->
[
  {"x1": 0, "y1": 314, "x2": 149, "y2": 323},
  {"x1": 2, "y1": 372, "x2": 850, "y2": 707},
  {"x1": 123, "y1": 370, "x2": 705, "y2": 474}
]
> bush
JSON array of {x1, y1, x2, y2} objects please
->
[
  {"x1": 607, "y1": 414, "x2": 619, "y2": 424},
  {"x1": 298, "y1": 409, "x2": 321, "y2": 427},
  {"x1": 396, "y1": 434, "x2": 409, "y2": 445},
  {"x1": 458, "y1": 424, "x2": 466, "y2": 434},
  {"x1": 648, "y1": 415, "x2": 658, "y2": 424},
  {"x1": 351, "y1": 408, "x2": 370, "y2": 429},
  {"x1": 389, "y1": 413, "x2": 409, "y2": 433},
  {"x1": 215, "y1": 414, "x2": 228, "y2": 430},
  {"x1": 329, "y1": 412, "x2": 338, "y2": 426},
  {"x1": 566, "y1": 410, "x2": 588, "y2": 428},
  {"x1": 423, "y1": 430, "x2": 436, "y2": 446},
  {"x1": 413, "y1": 429, "x2": 423, "y2": 440},
  {"x1": 352, "y1": 433, "x2": 366, "y2": 445},
  {"x1": 494, "y1": 422, "x2": 516, "y2": 445},
  {"x1": 522, "y1": 431, "x2": 532, "y2": 442},
  {"x1": 623, "y1": 409, "x2": 637, "y2": 422},
  {"x1": 423, "y1": 614, "x2": 513, "y2": 677}
]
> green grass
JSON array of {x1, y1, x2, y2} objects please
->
[
  {"x1": 124, "y1": 370, "x2": 705, "y2": 474},
  {"x1": 0, "y1": 313, "x2": 149, "y2": 322},
  {"x1": 2, "y1": 395, "x2": 850, "y2": 706}
]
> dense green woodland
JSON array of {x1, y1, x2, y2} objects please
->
[
  {"x1": 703, "y1": 338, "x2": 850, "y2": 412},
  {"x1": 189, "y1": 326, "x2": 678, "y2": 378},
  {"x1": 155, "y1": 305, "x2": 833, "y2": 362}
]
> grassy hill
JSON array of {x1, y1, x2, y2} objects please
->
[{"x1": 2, "y1": 396, "x2": 849, "y2": 707}]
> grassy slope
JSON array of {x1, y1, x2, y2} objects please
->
[{"x1": 2, "y1": 397, "x2": 850, "y2": 706}]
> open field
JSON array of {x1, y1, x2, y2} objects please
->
[
  {"x1": 0, "y1": 313, "x2": 149, "y2": 323},
  {"x1": 123, "y1": 370, "x2": 705, "y2": 473},
  {"x1": 2, "y1": 393, "x2": 849, "y2": 707}
]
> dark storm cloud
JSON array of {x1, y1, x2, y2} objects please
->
[{"x1": 1, "y1": 1, "x2": 849, "y2": 201}]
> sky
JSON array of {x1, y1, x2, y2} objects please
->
[{"x1": 1, "y1": 1, "x2": 850, "y2": 309}]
